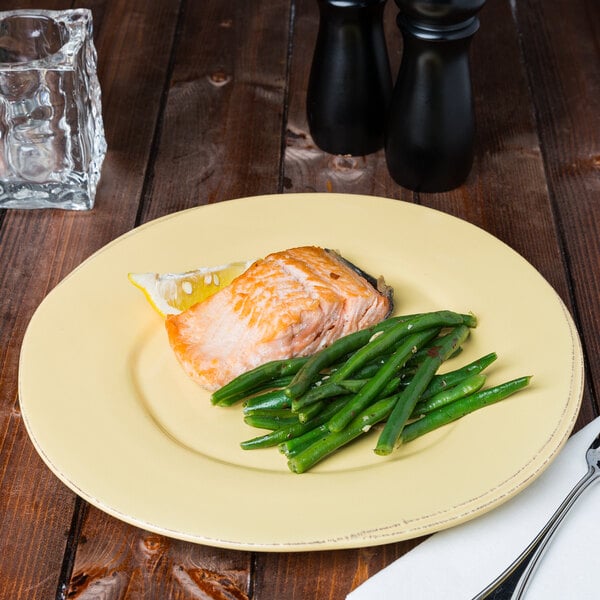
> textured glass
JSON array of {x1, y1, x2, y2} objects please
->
[{"x1": 0, "y1": 9, "x2": 106, "y2": 210}]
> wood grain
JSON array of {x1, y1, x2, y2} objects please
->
[
  {"x1": 0, "y1": 0, "x2": 598, "y2": 599},
  {"x1": 0, "y1": 1, "x2": 100, "y2": 594},
  {"x1": 67, "y1": 508, "x2": 250, "y2": 599},
  {"x1": 139, "y1": 0, "x2": 293, "y2": 221},
  {"x1": 515, "y1": 0, "x2": 600, "y2": 418},
  {"x1": 0, "y1": 0, "x2": 181, "y2": 597}
]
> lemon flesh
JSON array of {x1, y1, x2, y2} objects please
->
[{"x1": 128, "y1": 261, "x2": 253, "y2": 317}]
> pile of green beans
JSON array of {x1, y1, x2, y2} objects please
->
[{"x1": 210, "y1": 310, "x2": 532, "y2": 473}]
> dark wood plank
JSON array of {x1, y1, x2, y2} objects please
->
[
  {"x1": 514, "y1": 0, "x2": 600, "y2": 416},
  {"x1": 0, "y1": 385, "x2": 76, "y2": 599},
  {"x1": 66, "y1": 508, "x2": 250, "y2": 599},
  {"x1": 139, "y1": 0, "x2": 293, "y2": 222},
  {"x1": 254, "y1": 542, "x2": 424, "y2": 600},
  {"x1": 0, "y1": 2, "x2": 101, "y2": 596},
  {"x1": 0, "y1": 0, "x2": 181, "y2": 597}
]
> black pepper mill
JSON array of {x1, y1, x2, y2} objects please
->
[
  {"x1": 385, "y1": 0, "x2": 486, "y2": 192},
  {"x1": 307, "y1": 0, "x2": 392, "y2": 156}
]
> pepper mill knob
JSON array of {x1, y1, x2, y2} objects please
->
[
  {"x1": 385, "y1": 0, "x2": 486, "y2": 192},
  {"x1": 307, "y1": 0, "x2": 392, "y2": 156}
]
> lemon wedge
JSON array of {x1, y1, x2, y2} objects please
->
[{"x1": 128, "y1": 261, "x2": 253, "y2": 317}]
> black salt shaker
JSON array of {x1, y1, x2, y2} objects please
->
[
  {"x1": 307, "y1": 0, "x2": 392, "y2": 156},
  {"x1": 385, "y1": 0, "x2": 486, "y2": 192}
]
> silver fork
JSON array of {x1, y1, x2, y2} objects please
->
[{"x1": 472, "y1": 430, "x2": 600, "y2": 599}]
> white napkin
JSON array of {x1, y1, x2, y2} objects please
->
[{"x1": 347, "y1": 417, "x2": 600, "y2": 600}]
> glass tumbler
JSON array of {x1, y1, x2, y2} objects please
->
[{"x1": 0, "y1": 9, "x2": 106, "y2": 210}]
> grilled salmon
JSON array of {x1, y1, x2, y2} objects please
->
[{"x1": 165, "y1": 246, "x2": 393, "y2": 390}]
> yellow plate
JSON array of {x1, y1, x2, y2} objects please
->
[{"x1": 19, "y1": 194, "x2": 583, "y2": 551}]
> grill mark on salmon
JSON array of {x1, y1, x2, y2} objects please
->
[{"x1": 165, "y1": 246, "x2": 393, "y2": 390}]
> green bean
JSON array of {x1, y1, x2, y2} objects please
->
[
  {"x1": 219, "y1": 375, "x2": 296, "y2": 407},
  {"x1": 458, "y1": 313, "x2": 477, "y2": 327},
  {"x1": 240, "y1": 396, "x2": 351, "y2": 450},
  {"x1": 212, "y1": 357, "x2": 308, "y2": 405},
  {"x1": 243, "y1": 388, "x2": 291, "y2": 413},
  {"x1": 375, "y1": 375, "x2": 404, "y2": 398},
  {"x1": 401, "y1": 376, "x2": 532, "y2": 444},
  {"x1": 259, "y1": 375, "x2": 295, "y2": 390},
  {"x1": 284, "y1": 376, "x2": 531, "y2": 470},
  {"x1": 374, "y1": 325, "x2": 471, "y2": 455},
  {"x1": 291, "y1": 381, "x2": 356, "y2": 411},
  {"x1": 243, "y1": 413, "x2": 300, "y2": 430},
  {"x1": 283, "y1": 315, "x2": 415, "y2": 401},
  {"x1": 297, "y1": 400, "x2": 326, "y2": 423},
  {"x1": 420, "y1": 352, "x2": 498, "y2": 400},
  {"x1": 407, "y1": 343, "x2": 464, "y2": 368},
  {"x1": 215, "y1": 380, "x2": 292, "y2": 407},
  {"x1": 327, "y1": 328, "x2": 440, "y2": 433},
  {"x1": 412, "y1": 373, "x2": 486, "y2": 416},
  {"x1": 327, "y1": 311, "x2": 475, "y2": 385},
  {"x1": 231, "y1": 351, "x2": 392, "y2": 411},
  {"x1": 285, "y1": 378, "x2": 401, "y2": 456},
  {"x1": 352, "y1": 360, "x2": 391, "y2": 379},
  {"x1": 290, "y1": 379, "x2": 362, "y2": 411},
  {"x1": 288, "y1": 394, "x2": 399, "y2": 473},
  {"x1": 243, "y1": 407, "x2": 296, "y2": 419},
  {"x1": 279, "y1": 423, "x2": 330, "y2": 458}
]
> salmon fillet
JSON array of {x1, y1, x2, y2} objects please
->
[{"x1": 165, "y1": 246, "x2": 392, "y2": 390}]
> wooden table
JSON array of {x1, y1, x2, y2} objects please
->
[{"x1": 1, "y1": 0, "x2": 598, "y2": 598}]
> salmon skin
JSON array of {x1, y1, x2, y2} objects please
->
[{"x1": 165, "y1": 246, "x2": 393, "y2": 391}]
